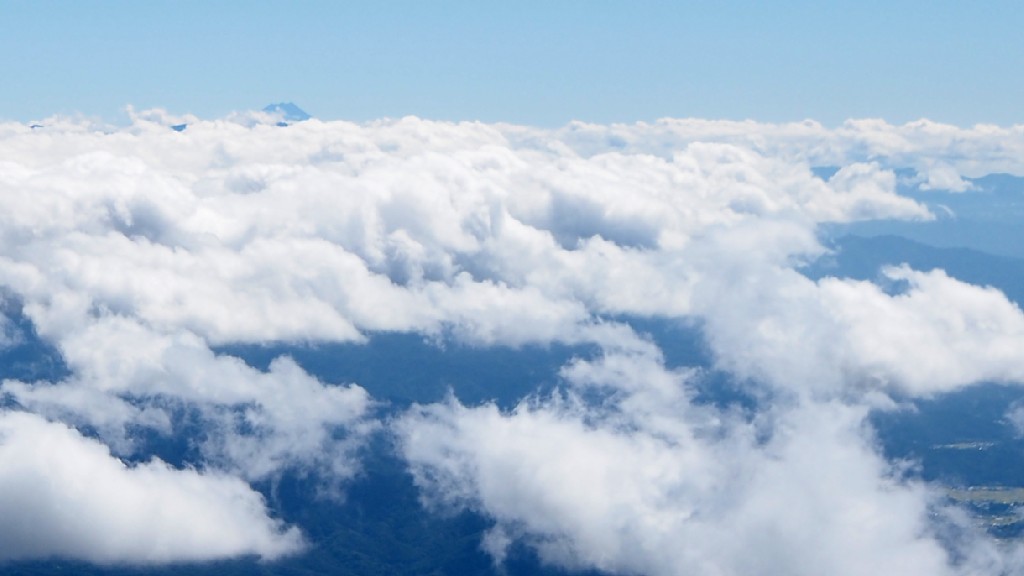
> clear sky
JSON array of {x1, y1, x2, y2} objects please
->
[{"x1": 2, "y1": 0, "x2": 1022, "y2": 127}]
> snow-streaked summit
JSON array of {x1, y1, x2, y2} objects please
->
[{"x1": 263, "y1": 102, "x2": 311, "y2": 123}]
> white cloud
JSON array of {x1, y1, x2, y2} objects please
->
[
  {"x1": 917, "y1": 161, "x2": 974, "y2": 193},
  {"x1": 0, "y1": 410, "x2": 303, "y2": 564},
  {"x1": 3, "y1": 316, "x2": 376, "y2": 481},
  {"x1": 2, "y1": 112, "x2": 1024, "y2": 569},
  {"x1": 530, "y1": 117, "x2": 1024, "y2": 187},
  {"x1": 693, "y1": 262, "x2": 1024, "y2": 399},
  {"x1": 396, "y1": 356, "x2": 964, "y2": 576}
]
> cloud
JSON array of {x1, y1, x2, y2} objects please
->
[
  {"x1": 2, "y1": 111, "x2": 1024, "y2": 570},
  {"x1": 0, "y1": 410, "x2": 302, "y2": 564},
  {"x1": 693, "y1": 261, "x2": 1024, "y2": 399},
  {"x1": 527, "y1": 117, "x2": 1024, "y2": 189},
  {"x1": 396, "y1": 353, "x2": 963, "y2": 576},
  {"x1": 0, "y1": 114, "x2": 934, "y2": 340},
  {"x1": 3, "y1": 316, "x2": 376, "y2": 481},
  {"x1": 916, "y1": 161, "x2": 974, "y2": 193}
]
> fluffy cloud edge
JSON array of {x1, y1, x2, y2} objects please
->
[{"x1": 0, "y1": 410, "x2": 304, "y2": 565}]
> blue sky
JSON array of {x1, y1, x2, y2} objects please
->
[{"x1": 2, "y1": 0, "x2": 1022, "y2": 126}]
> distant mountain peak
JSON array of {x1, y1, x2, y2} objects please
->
[{"x1": 262, "y1": 102, "x2": 311, "y2": 123}]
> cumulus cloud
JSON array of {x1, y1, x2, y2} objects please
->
[
  {"x1": 397, "y1": 339, "x2": 1024, "y2": 576},
  {"x1": 0, "y1": 410, "x2": 302, "y2": 564},
  {"x1": 3, "y1": 317, "x2": 375, "y2": 481},
  {"x1": 2, "y1": 110, "x2": 1024, "y2": 570},
  {"x1": 692, "y1": 260, "x2": 1024, "y2": 400},
  {"x1": 397, "y1": 354, "x2": 963, "y2": 576}
]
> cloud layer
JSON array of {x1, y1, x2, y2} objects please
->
[{"x1": 2, "y1": 112, "x2": 1024, "y2": 570}]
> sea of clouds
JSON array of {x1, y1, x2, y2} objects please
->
[{"x1": 2, "y1": 109, "x2": 1024, "y2": 574}]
